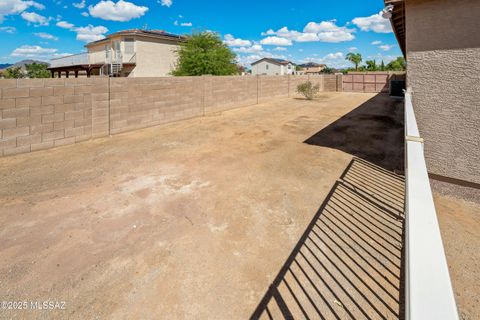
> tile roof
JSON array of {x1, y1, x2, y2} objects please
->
[
  {"x1": 251, "y1": 57, "x2": 294, "y2": 66},
  {"x1": 85, "y1": 29, "x2": 185, "y2": 47}
]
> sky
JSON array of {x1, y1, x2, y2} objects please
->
[{"x1": 0, "y1": 0, "x2": 402, "y2": 68}]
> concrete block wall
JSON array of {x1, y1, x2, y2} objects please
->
[
  {"x1": 306, "y1": 75, "x2": 324, "y2": 93},
  {"x1": 258, "y1": 76, "x2": 289, "y2": 103},
  {"x1": 287, "y1": 75, "x2": 338, "y2": 97},
  {"x1": 323, "y1": 75, "x2": 338, "y2": 92},
  {"x1": 0, "y1": 78, "x2": 109, "y2": 156},
  {"x1": 1, "y1": 75, "x2": 340, "y2": 157},
  {"x1": 109, "y1": 77, "x2": 203, "y2": 134},
  {"x1": 206, "y1": 76, "x2": 258, "y2": 113}
]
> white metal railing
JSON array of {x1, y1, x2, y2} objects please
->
[
  {"x1": 50, "y1": 52, "x2": 89, "y2": 68},
  {"x1": 404, "y1": 89, "x2": 459, "y2": 320},
  {"x1": 50, "y1": 51, "x2": 136, "y2": 68}
]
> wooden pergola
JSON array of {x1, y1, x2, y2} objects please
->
[
  {"x1": 48, "y1": 64, "x2": 103, "y2": 78},
  {"x1": 48, "y1": 62, "x2": 136, "y2": 78}
]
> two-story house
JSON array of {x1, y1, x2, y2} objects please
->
[
  {"x1": 251, "y1": 58, "x2": 295, "y2": 76},
  {"x1": 296, "y1": 62, "x2": 326, "y2": 75},
  {"x1": 48, "y1": 29, "x2": 185, "y2": 78}
]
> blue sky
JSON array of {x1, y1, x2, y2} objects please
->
[{"x1": 0, "y1": 0, "x2": 402, "y2": 67}]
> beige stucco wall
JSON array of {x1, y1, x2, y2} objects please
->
[
  {"x1": 406, "y1": 0, "x2": 480, "y2": 185},
  {"x1": 86, "y1": 35, "x2": 179, "y2": 77},
  {"x1": 133, "y1": 36, "x2": 179, "y2": 77},
  {"x1": 87, "y1": 43, "x2": 107, "y2": 65}
]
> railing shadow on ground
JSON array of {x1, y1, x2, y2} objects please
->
[
  {"x1": 304, "y1": 93, "x2": 404, "y2": 172},
  {"x1": 250, "y1": 158, "x2": 405, "y2": 320}
]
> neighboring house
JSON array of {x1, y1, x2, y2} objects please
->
[
  {"x1": 251, "y1": 58, "x2": 295, "y2": 76},
  {"x1": 297, "y1": 62, "x2": 326, "y2": 75},
  {"x1": 48, "y1": 29, "x2": 185, "y2": 78},
  {"x1": 385, "y1": 0, "x2": 480, "y2": 197}
]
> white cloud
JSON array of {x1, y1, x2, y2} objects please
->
[
  {"x1": 224, "y1": 34, "x2": 251, "y2": 47},
  {"x1": 233, "y1": 44, "x2": 264, "y2": 54},
  {"x1": 0, "y1": 26, "x2": 16, "y2": 33},
  {"x1": 260, "y1": 36, "x2": 292, "y2": 46},
  {"x1": 236, "y1": 54, "x2": 263, "y2": 66},
  {"x1": 56, "y1": 20, "x2": 74, "y2": 28},
  {"x1": 236, "y1": 52, "x2": 287, "y2": 67},
  {"x1": 74, "y1": 24, "x2": 108, "y2": 42},
  {"x1": 325, "y1": 52, "x2": 343, "y2": 59},
  {"x1": 303, "y1": 21, "x2": 355, "y2": 42},
  {"x1": 379, "y1": 44, "x2": 394, "y2": 51},
  {"x1": 261, "y1": 21, "x2": 355, "y2": 44},
  {"x1": 73, "y1": 0, "x2": 86, "y2": 9},
  {"x1": 20, "y1": 11, "x2": 50, "y2": 26},
  {"x1": 88, "y1": 0, "x2": 148, "y2": 22},
  {"x1": 180, "y1": 22, "x2": 192, "y2": 27},
  {"x1": 352, "y1": 12, "x2": 393, "y2": 33},
  {"x1": 303, "y1": 52, "x2": 347, "y2": 68},
  {"x1": 371, "y1": 40, "x2": 382, "y2": 45},
  {"x1": 261, "y1": 27, "x2": 319, "y2": 42},
  {"x1": 273, "y1": 47, "x2": 287, "y2": 51},
  {"x1": 261, "y1": 29, "x2": 275, "y2": 36},
  {"x1": 0, "y1": 0, "x2": 44, "y2": 22},
  {"x1": 11, "y1": 45, "x2": 56, "y2": 57},
  {"x1": 348, "y1": 47, "x2": 358, "y2": 51},
  {"x1": 34, "y1": 32, "x2": 58, "y2": 40},
  {"x1": 55, "y1": 20, "x2": 109, "y2": 43},
  {"x1": 159, "y1": 0, "x2": 172, "y2": 7},
  {"x1": 81, "y1": 11, "x2": 89, "y2": 17},
  {"x1": 368, "y1": 53, "x2": 397, "y2": 64},
  {"x1": 295, "y1": 33, "x2": 320, "y2": 42},
  {"x1": 263, "y1": 27, "x2": 301, "y2": 39},
  {"x1": 10, "y1": 45, "x2": 60, "y2": 59}
]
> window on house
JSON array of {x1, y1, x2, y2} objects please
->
[
  {"x1": 113, "y1": 41, "x2": 121, "y2": 52},
  {"x1": 124, "y1": 38, "x2": 135, "y2": 54},
  {"x1": 266, "y1": 64, "x2": 269, "y2": 70}
]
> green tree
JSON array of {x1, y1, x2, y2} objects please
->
[
  {"x1": 345, "y1": 52, "x2": 362, "y2": 71},
  {"x1": 172, "y1": 32, "x2": 237, "y2": 76},
  {"x1": 365, "y1": 59, "x2": 377, "y2": 71},
  {"x1": 26, "y1": 62, "x2": 50, "y2": 78},
  {"x1": 380, "y1": 60, "x2": 385, "y2": 71},
  {"x1": 386, "y1": 57, "x2": 406, "y2": 71},
  {"x1": 4, "y1": 66, "x2": 24, "y2": 79}
]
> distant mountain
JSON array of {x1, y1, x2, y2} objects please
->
[
  {"x1": 0, "y1": 63, "x2": 13, "y2": 69},
  {"x1": 0, "y1": 60, "x2": 49, "y2": 70}
]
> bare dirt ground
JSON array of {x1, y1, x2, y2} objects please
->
[
  {"x1": 435, "y1": 194, "x2": 480, "y2": 320},
  {"x1": 0, "y1": 92, "x2": 477, "y2": 319}
]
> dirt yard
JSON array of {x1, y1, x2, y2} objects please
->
[
  {"x1": 0, "y1": 92, "x2": 477, "y2": 319},
  {"x1": 435, "y1": 194, "x2": 480, "y2": 320}
]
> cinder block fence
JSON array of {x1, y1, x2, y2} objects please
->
[{"x1": 0, "y1": 75, "x2": 339, "y2": 157}]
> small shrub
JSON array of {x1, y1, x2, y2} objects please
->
[{"x1": 297, "y1": 81, "x2": 319, "y2": 100}]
